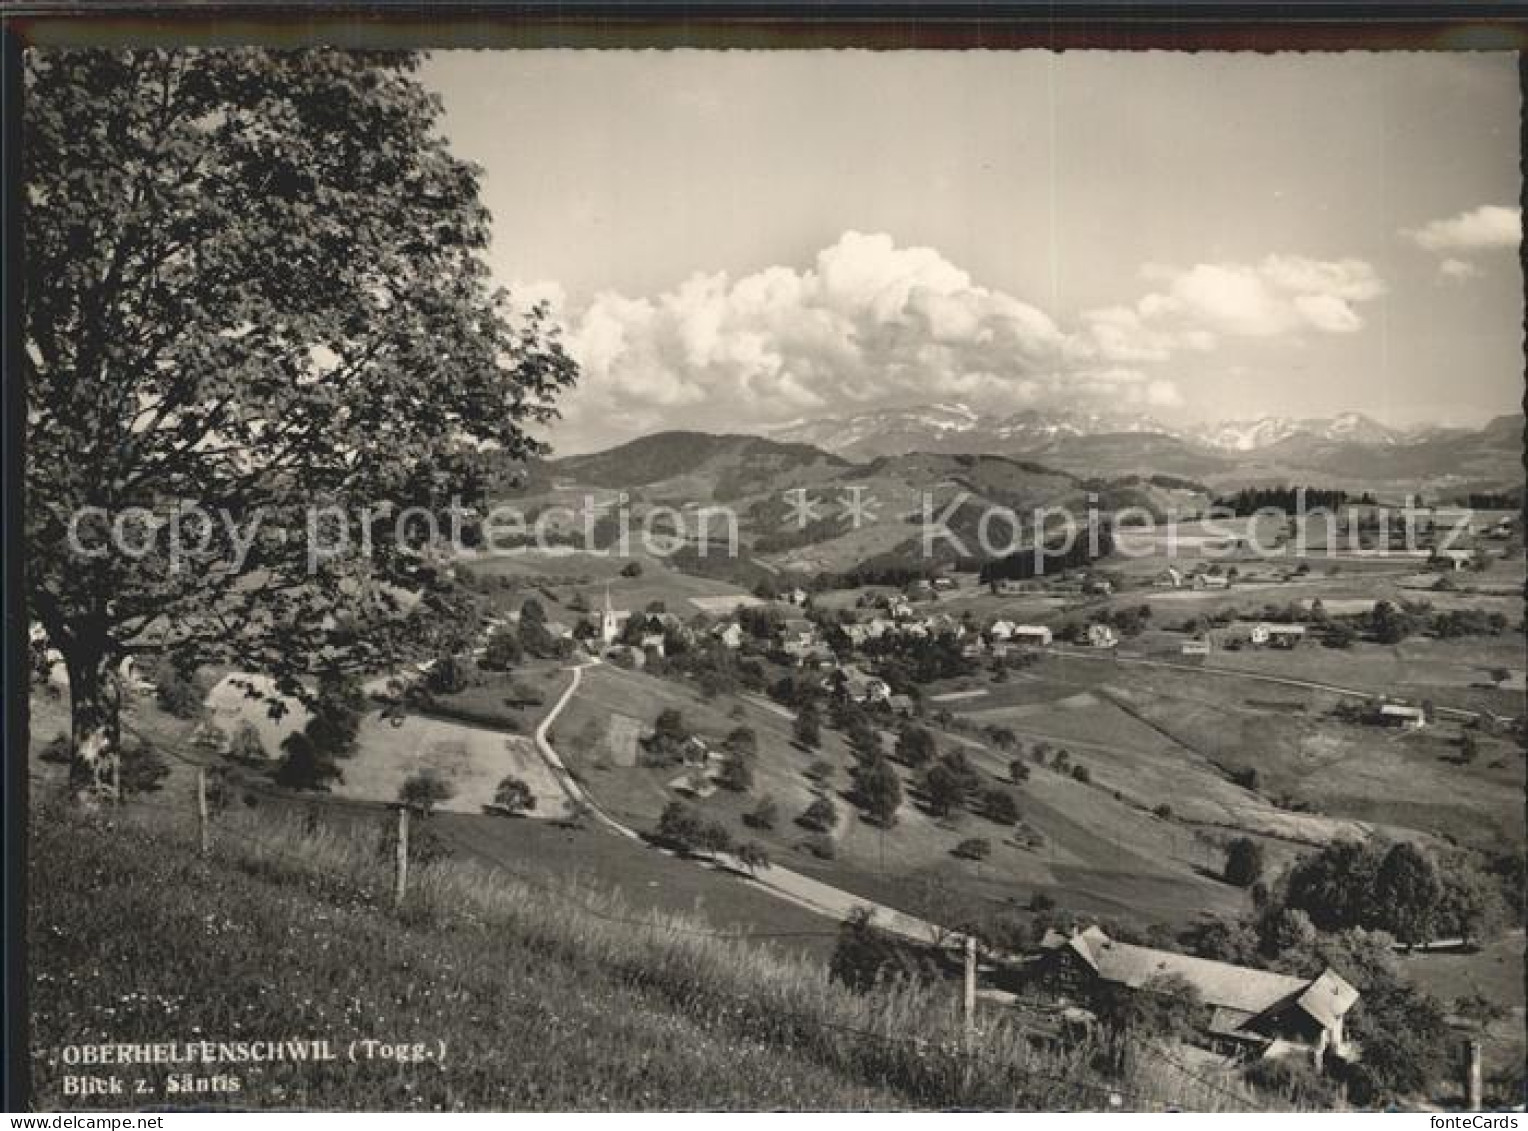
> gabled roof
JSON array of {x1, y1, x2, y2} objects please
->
[
  {"x1": 1053, "y1": 927, "x2": 1324, "y2": 1019},
  {"x1": 1295, "y1": 969, "x2": 1360, "y2": 1029}
]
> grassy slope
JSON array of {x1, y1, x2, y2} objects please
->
[{"x1": 28, "y1": 802, "x2": 1268, "y2": 1112}]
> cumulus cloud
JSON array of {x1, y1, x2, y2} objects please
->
[
  {"x1": 1403, "y1": 204, "x2": 1521, "y2": 254},
  {"x1": 535, "y1": 232, "x2": 1384, "y2": 449}
]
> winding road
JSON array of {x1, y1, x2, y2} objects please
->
[{"x1": 532, "y1": 659, "x2": 944, "y2": 946}]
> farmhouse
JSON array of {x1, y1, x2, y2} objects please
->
[
  {"x1": 1032, "y1": 926, "x2": 1359, "y2": 1063},
  {"x1": 1087, "y1": 624, "x2": 1118, "y2": 649},
  {"x1": 1377, "y1": 703, "x2": 1427, "y2": 730},
  {"x1": 1250, "y1": 623, "x2": 1306, "y2": 648},
  {"x1": 1011, "y1": 625, "x2": 1054, "y2": 647}
]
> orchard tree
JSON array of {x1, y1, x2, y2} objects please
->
[
  {"x1": 25, "y1": 49, "x2": 577, "y2": 802},
  {"x1": 1223, "y1": 836, "x2": 1266, "y2": 888},
  {"x1": 1373, "y1": 842, "x2": 1442, "y2": 949}
]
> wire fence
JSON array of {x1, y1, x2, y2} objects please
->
[{"x1": 83, "y1": 722, "x2": 1272, "y2": 1112}]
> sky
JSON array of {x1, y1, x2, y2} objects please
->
[{"x1": 421, "y1": 50, "x2": 1523, "y2": 455}]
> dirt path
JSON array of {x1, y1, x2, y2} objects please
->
[{"x1": 533, "y1": 665, "x2": 947, "y2": 947}]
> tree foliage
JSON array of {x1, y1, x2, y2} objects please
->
[{"x1": 24, "y1": 48, "x2": 577, "y2": 799}]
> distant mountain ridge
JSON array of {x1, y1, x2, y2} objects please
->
[
  {"x1": 768, "y1": 403, "x2": 1502, "y2": 459},
  {"x1": 531, "y1": 409, "x2": 1521, "y2": 503}
]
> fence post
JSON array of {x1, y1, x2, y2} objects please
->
[
  {"x1": 393, "y1": 805, "x2": 410, "y2": 910},
  {"x1": 1466, "y1": 1039, "x2": 1483, "y2": 1110},
  {"x1": 963, "y1": 933, "x2": 977, "y2": 1051},
  {"x1": 197, "y1": 768, "x2": 210, "y2": 856}
]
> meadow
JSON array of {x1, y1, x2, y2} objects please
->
[{"x1": 27, "y1": 798, "x2": 1275, "y2": 1111}]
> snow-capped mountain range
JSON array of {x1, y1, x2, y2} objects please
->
[{"x1": 769, "y1": 403, "x2": 1473, "y2": 460}]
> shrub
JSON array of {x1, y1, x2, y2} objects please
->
[
  {"x1": 154, "y1": 661, "x2": 205, "y2": 719},
  {"x1": 803, "y1": 833, "x2": 837, "y2": 860},
  {"x1": 119, "y1": 741, "x2": 170, "y2": 796},
  {"x1": 489, "y1": 775, "x2": 536, "y2": 816},
  {"x1": 1153, "y1": 803, "x2": 1173, "y2": 819},
  {"x1": 1070, "y1": 764, "x2": 1092, "y2": 784},
  {"x1": 830, "y1": 908, "x2": 939, "y2": 992},
  {"x1": 481, "y1": 628, "x2": 523, "y2": 672},
  {"x1": 735, "y1": 841, "x2": 770, "y2": 874},
  {"x1": 620, "y1": 560, "x2": 643, "y2": 578},
  {"x1": 1029, "y1": 892, "x2": 1056, "y2": 913},
  {"x1": 953, "y1": 837, "x2": 991, "y2": 861},
  {"x1": 852, "y1": 757, "x2": 903, "y2": 826},
  {"x1": 717, "y1": 753, "x2": 754, "y2": 793},
  {"x1": 980, "y1": 788, "x2": 1020, "y2": 826},
  {"x1": 399, "y1": 769, "x2": 456, "y2": 815},
  {"x1": 894, "y1": 725, "x2": 937, "y2": 768},
  {"x1": 798, "y1": 796, "x2": 838, "y2": 833},
  {"x1": 227, "y1": 720, "x2": 267, "y2": 763},
  {"x1": 274, "y1": 731, "x2": 340, "y2": 791},
  {"x1": 743, "y1": 795, "x2": 779, "y2": 831},
  {"x1": 1223, "y1": 837, "x2": 1265, "y2": 887}
]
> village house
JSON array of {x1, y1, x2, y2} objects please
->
[
  {"x1": 886, "y1": 595, "x2": 915, "y2": 620},
  {"x1": 607, "y1": 643, "x2": 646, "y2": 668},
  {"x1": 1376, "y1": 703, "x2": 1427, "y2": 730},
  {"x1": 640, "y1": 632, "x2": 667, "y2": 658},
  {"x1": 711, "y1": 621, "x2": 745, "y2": 650},
  {"x1": 1180, "y1": 639, "x2": 1212, "y2": 656},
  {"x1": 1193, "y1": 572, "x2": 1231, "y2": 590},
  {"x1": 779, "y1": 616, "x2": 816, "y2": 648},
  {"x1": 1433, "y1": 548, "x2": 1474, "y2": 571},
  {"x1": 1087, "y1": 624, "x2": 1119, "y2": 649},
  {"x1": 680, "y1": 734, "x2": 715, "y2": 767},
  {"x1": 886, "y1": 693, "x2": 916, "y2": 717},
  {"x1": 1155, "y1": 566, "x2": 1184, "y2": 589},
  {"x1": 932, "y1": 576, "x2": 957, "y2": 591},
  {"x1": 823, "y1": 663, "x2": 893, "y2": 705},
  {"x1": 785, "y1": 586, "x2": 810, "y2": 606},
  {"x1": 1031, "y1": 926, "x2": 1359, "y2": 1064},
  {"x1": 1011, "y1": 625, "x2": 1054, "y2": 648},
  {"x1": 988, "y1": 618, "x2": 1017, "y2": 642}
]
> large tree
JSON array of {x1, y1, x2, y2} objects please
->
[{"x1": 24, "y1": 49, "x2": 577, "y2": 800}]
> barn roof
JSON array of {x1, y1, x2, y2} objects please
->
[{"x1": 1055, "y1": 927, "x2": 1338, "y2": 1019}]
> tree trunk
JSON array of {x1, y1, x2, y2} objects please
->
[{"x1": 64, "y1": 642, "x2": 122, "y2": 806}]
